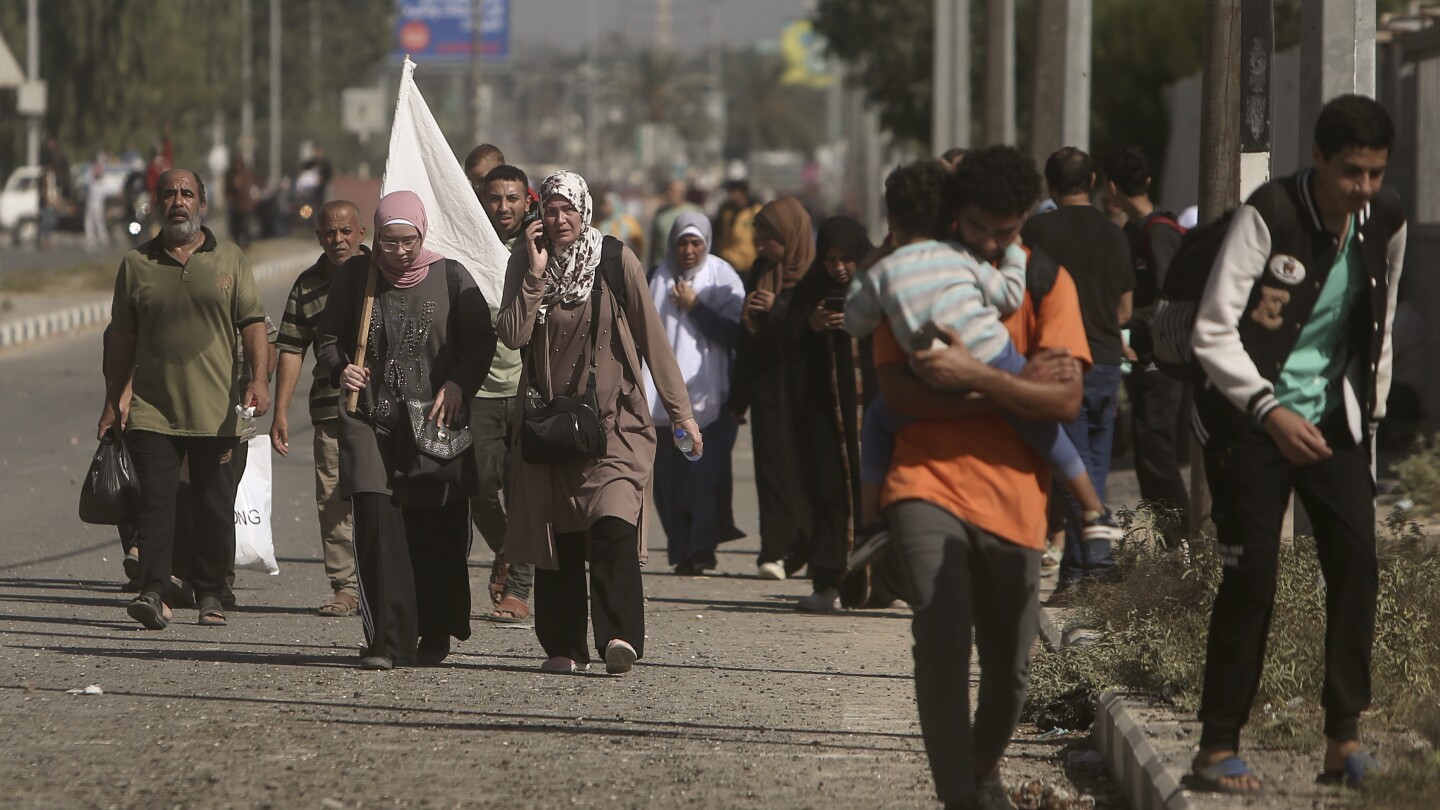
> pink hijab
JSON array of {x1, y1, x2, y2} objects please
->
[{"x1": 374, "y1": 190, "x2": 445, "y2": 288}]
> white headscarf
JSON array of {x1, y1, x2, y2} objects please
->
[
  {"x1": 538, "y1": 170, "x2": 605, "y2": 320},
  {"x1": 645, "y1": 211, "x2": 746, "y2": 426}
]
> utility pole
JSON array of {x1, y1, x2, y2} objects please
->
[
  {"x1": 656, "y1": 0, "x2": 673, "y2": 52},
  {"x1": 268, "y1": 0, "x2": 281, "y2": 187},
  {"x1": 931, "y1": 0, "x2": 971, "y2": 155},
  {"x1": 984, "y1": 0, "x2": 1016, "y2": 146},
  {"x1": 1238, "y1": 0, "x2": 1273, "y2": 201},
  {"x1": 241, "y1": 0, "x2": 255, "y2": 166},
  {"x1": 1299, "y1": 0, "x2": 1376, "y2": 159},
  {"x1": 25, "y1": 0, "x2": 38, "y2": 167},
  {"x1": 1191, "y1": 0, "x2": 1243, "y2": 538},
  {"x1": 471, "y1": 0, "x2": 485, "y2": 146},
  {"x1": 1062, "y1": 0, "x2": 1092, "y2": 150},
  {"x1": 1029, "y1": 0, "x2": 1065, "y2": 165}
]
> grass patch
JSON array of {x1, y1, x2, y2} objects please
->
[{"x1": 1026, "y1": 505, "x2": 1440, "y2": 761}]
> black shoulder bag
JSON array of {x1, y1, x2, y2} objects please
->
[{"x1": 519, "y1": 271, "x2": 608, "y2": 464}]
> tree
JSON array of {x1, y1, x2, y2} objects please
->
[
  {"x1": 813, "y1": 0, "x2": 935, "y2": 144},
  {"x1": 724, "y1": 51, "x2": 827, "y2": 158}
]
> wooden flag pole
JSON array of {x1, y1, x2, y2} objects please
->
[{"x1": 346, "y1": 259, "x2": 378, "y2": 414}]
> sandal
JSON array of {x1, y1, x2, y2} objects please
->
[
  {"x1": 1187, "y1": 755, "x2": 1263, "y2": 794},
  {"x1": 488, "y1": 560, "x2": 509, "y2": 606},
  {"x1": 1317, "y1": 750, "x2": 1384, "y2": 788},
  {"x1": 197, "y1": 595, "x2": 227, "y2": 627},
  {"x1": 317, "y1": 591, "x2": 359, "y2": 617},
  {"x1": 488, "y1": 595, "x2": 530, "y2": 623},
  {"x1": 126, "y1": 592, "x2": 170, "y2": 630}
]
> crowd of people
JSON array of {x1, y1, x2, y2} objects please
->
[{"x1": 95, "y1": 92, "x2": 1407, "y2": 808}]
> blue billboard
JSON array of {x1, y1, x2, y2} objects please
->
[{"x1": 394, "y1": 0, "x2": 509, "y2": 62}]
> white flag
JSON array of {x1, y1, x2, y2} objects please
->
[{"x1": 382, "y1": 57, "x2": 509, "y2": 306}]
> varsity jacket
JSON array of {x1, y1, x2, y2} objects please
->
[{"x1": 1191, "y1": 170, "x2": 1407, "y2": 448}]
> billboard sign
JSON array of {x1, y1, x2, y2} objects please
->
[{"x1": 394, "y1": 0, "x2": 509, "y2": 62}]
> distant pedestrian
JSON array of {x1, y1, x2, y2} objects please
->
[
  {"x1": 1102, "y1": 145, "x2": 1190, "y2": 544},
  {"x1": 496, "y1": 170, "x2": 699, "y2": 675},
  {"x1": 99, "y1": 169, "x2": 270, "y2": 630},
  {"x1": 712, "y1": 179, "x2": 761, "y2": 273},
  {"x1": 1022, "y1": 147, "x2": 1135, "y2": 597},
  {"x1": 789, "y1": 216, "x2": 876, "y2": 612},
  {"x1": 224, "y1": 155, "x2": 258, "y2": 250},
  {"x1": 728, "y1": 196, "x2": 815, "y2": 581},
  {"x1": 84, "y1": 156, "x2": 111, "y2": 252},
  {"x1": 1188, "y1": 95, "x2": 1405, "y2": 795},
  {"x1": 645, "y1": 212, "x2": 746, "y2": 575},
  {"x1": 873, "y1": 146, "x2": 1093, "y2": 807},
  {"x1": 648, "y1": 179, "x2": 701, "y2": 267},
  {"x1": 464, "y1": 143, "x2": 507, "y2": 193},
  {"x1": 315, "y1": 191, "x2": 498, "y2": 670},
  {"x1": 472, "y1": 161, "x2": 536, "y2": 623},
  {"x1": 595, "y1": 187, "x2": 646, "y2": 261},
  {"x1": 271, "y1": 200, "x2": 366, "y2": 618}
]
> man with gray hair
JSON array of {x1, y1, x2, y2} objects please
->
[{"x1": 99, "y1": 168, "x2": 270, "y2": 630}]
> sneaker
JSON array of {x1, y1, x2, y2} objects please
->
[
  {"x1": 540, "y1": 656, "x2": 588, "y2": 674},
  {"x1": 359, "y1": 655, "x2": 394, "y2": 671},
  {"x1": 975, "y1": 771, "x2": 1016, "y2": 810},
  {"x1": 757, "y1": 561, "x2": 786, "y2": 581},
  {"x1": 604, "y1": 639, "x2": 637, "y2": 674},
  {"x1": 796, "y1": 590, "x2": 841, "y2": 613},
  {"x1": 1082, "y1": 511, "x2": 1123, "y2": 542}
]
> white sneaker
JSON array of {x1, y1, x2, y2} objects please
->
[
  {"x1": 540, "y1": 656, "x2": 587, "y2": 674},
  {"x1": 604, "y1": 639, "x2": 637, "y2": 674},
  {"x1": 796, "y1": 590, "x2": 841, "y2": 613},
  {"x1": 757, "y1": 561, "x2": 786, "y2": 580}
]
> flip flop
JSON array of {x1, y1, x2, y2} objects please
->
[
  {"x1": 126, "y1": 593, "x2": 169, "y2": 630},
  {"x1": 317, "y1": 591, "x2": 359, "y2": 617},
  {"x1": 197, "y1": 595, "x2": 227, "y2": 627},
  {"x1": 1187, "y1": 755, "x2": 1263, "y2": 794},
  {"x1": 1317, "y1": 750, "x2": 1384, "y2": 788}
]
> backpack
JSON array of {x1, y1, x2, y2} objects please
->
[
  {"x1": 599, "y1": 235, "x2": 627, "y2": 310},
  {"x1": 1146, "y1": 210, "x2": 1236, "y2": 378}
]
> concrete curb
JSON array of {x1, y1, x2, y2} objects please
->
[
  {"x1": 1036, "y1": 603, "x2": 1196, "y2": 810},
  {"x1": 1094, "y1": 691, "x2": 1194, "y2": 810},
  {"x1": 0, "y1": 252, "x2": 314, "y2": 350}
]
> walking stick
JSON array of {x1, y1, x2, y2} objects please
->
[{"x1": 345, "y1": 259, "x2": 378, "y2": 414}]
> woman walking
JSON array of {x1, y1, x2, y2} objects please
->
[
  {"x1": 645, "y1": 212, "x2": 747, "y2": 575},
  {"x1": 728, "y1": 196, "x2": 815, "y2": 580},
  {"x1": 497, "y1": 170, "x2": 699, "y2": 675},
  {"x1": 316, "y1": 190, "x2": 496, "y2": 670}
]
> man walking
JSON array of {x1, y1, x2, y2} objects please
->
[
  {"x1": 1102, "y1": 145, "x2": 1191, "y2": 544},
  {"x1": 271, "y1": 200, "x2": 365, "y2": 617},
  {"x1": 1022, "y1": 147, "x2": 1134, "y2": 595},
  {"x1": 473, "y1": 162, "x2": 536, "y2": 622},
  {"x1": 1188, "y1": 94, "x2": 1405, "y2": 794},
  {"x1": 100, "y1": 168, "x2": 270, "y2": 630},
  {"x1": 874, "y1": 146, "x2": 1092, "y2": 808}
]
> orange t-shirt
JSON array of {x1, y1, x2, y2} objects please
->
[{"x1": 874, "y1": 265, "x2": 1092, "y2": 550}]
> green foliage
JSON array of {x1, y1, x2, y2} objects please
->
[
  {"x1": 1026, "y1": 508, "x2": 1440, "y2": 753},
  {"x1": 813, "y1": 0, "x2": 935, "y2": 145},
  {"x1": 1394, "y1": 434, "x2": 1440, "y2": 513}
]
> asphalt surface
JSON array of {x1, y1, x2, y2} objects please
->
[{"x1": 0, "y1": 278, "x2": 1119, "y2": 809}]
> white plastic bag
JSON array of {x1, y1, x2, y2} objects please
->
[{"x1": 234, "y1": 435, "x2": 279, "y2": 574}]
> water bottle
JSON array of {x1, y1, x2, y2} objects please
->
[
  {"x1": 673, "y1": 427, "x2": 702, "y2": 461},
  {"x1": 236, "y1": 403, "x2": 257, "y2": 440}
]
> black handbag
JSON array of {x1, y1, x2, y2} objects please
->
[
  {"x1": 79, "y1": 429, "x2": 141, "y2": 525},
  {"x1": 390, "y1": 395, "x2": 473, "y2": 489},
  {"x1": 519, "y1": 273, "x2": 608, "y2": 464}
]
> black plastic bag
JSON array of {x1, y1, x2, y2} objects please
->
[{"x1": 78, "y1": 430, "x2": 141, "y2": 525}]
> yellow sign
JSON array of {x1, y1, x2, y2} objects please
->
[{"x1": 781, "y1": 20, "x2": 833, "y2": 89}]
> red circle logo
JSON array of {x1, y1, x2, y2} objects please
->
[{"x1": 399, "y1": 21, "x2": 431, "y2": 52}]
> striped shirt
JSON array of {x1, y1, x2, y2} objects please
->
[
  {"x1": 276, "y1": 254, "x2": 346, "y2": 422},
  {"x1": 845, "y1": 239, "x2": 1027, "y2": 364}
]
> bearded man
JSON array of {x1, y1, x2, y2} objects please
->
[{"x1": 99, "y1": 168, "x2": 270, "y2": 631}]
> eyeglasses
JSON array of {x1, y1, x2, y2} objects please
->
[{"x1": 378, "y1": 237, "x2": 420, "y2": 253}]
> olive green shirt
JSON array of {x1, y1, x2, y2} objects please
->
[
  {"x1": 478, "y1": 236, "x2": 523, "y2": 398},
  {"x1": 110, "y1": 227, "x2": 268, "y2": 436}
]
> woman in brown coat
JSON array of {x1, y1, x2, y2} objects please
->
[{"x1": 497, "y1": 170, "x2": 699, "y2": 676}]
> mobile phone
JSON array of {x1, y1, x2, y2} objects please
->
[
  {"x1": 911, "y1": 322, "x2": 949, "y2": 352},
  {"x1": 824, "y1": 295, "x2": 845, "y2": 312},
  {"x1": 522, "y1": 204, "x2": 541, "y2": 228}
]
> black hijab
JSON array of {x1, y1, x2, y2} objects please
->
[{"x1": 811, "y1": 216, "x2": 874, "y2": 291}]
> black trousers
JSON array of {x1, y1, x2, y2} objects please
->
[
  {"x1": 1123, "y1": 369, "x2": 1191, "y2": 544},
  {"x1": 750, "y1": 397, "x2": 809, "y2": 567},
  {"x1": 128, "y1": 431, "x2": 241, "y2": 600},
  {"x1": 352, "y1": 493, "x2": 472, "y2": 664},
  {"x1": 534, "y1": 517, "x2": 645, "y2": 664},
  {"x1": 1198, "y1": 421, "x2": 1377, "y2": 751}
]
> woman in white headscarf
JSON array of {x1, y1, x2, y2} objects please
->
[
  {"x1": 645, "y1": 211, "x2": 747, "y2": 575},
  {"x1": 496, "y1": 170, "x2": 699, "y2": 676}
]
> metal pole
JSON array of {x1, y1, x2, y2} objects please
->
[
  {"x1": 25, "y1": 0, "x2": 38, "y2": 167},
  {"x1": 984, "y1": 0, "x2": 1016, "y2": 146},
  {"x1": 1299, "y1": 0, "x2": 1377, "y2": 159},
  {"x1": 1029, "y1": 0, "x2": 1065, "y2": 166},
  {"x1": 931, "y1": 0, "x2": 954, "y2": 155},
  {"x1": 241, "y1": 0, "x2": 254, "y2": 166},
  {"x1": 1062, "y1": 0, "x2": 1092, "y2": 150},
  {"x1": 268, "y1": 0, "x2": 281, "y2": 187},
  {"x1": 471, "y1": 0, "x2": 485, "y2": 146},
  {"x1": 950, "y1": 0, "x2": 971, "y2": 150}
]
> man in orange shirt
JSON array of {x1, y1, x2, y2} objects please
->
[{"x1": 874, "y1": 146, "x2": 1091, "y2": 808}]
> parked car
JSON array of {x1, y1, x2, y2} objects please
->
[{"x1": 0, "y1": 166, "x2": 41, "y2": 246}]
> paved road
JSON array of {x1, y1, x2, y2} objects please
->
[{"x1": 0, "y1": 280, "x2": 1119, "y2": 809}]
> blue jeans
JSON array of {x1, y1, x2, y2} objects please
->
[{"x1": 1058, "y1": 363, "x2": 1123, "y2": 585}]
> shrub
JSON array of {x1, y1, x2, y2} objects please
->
[{"x1": 1394, "y1": 434, "x2": 1440, "y2": 513}]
